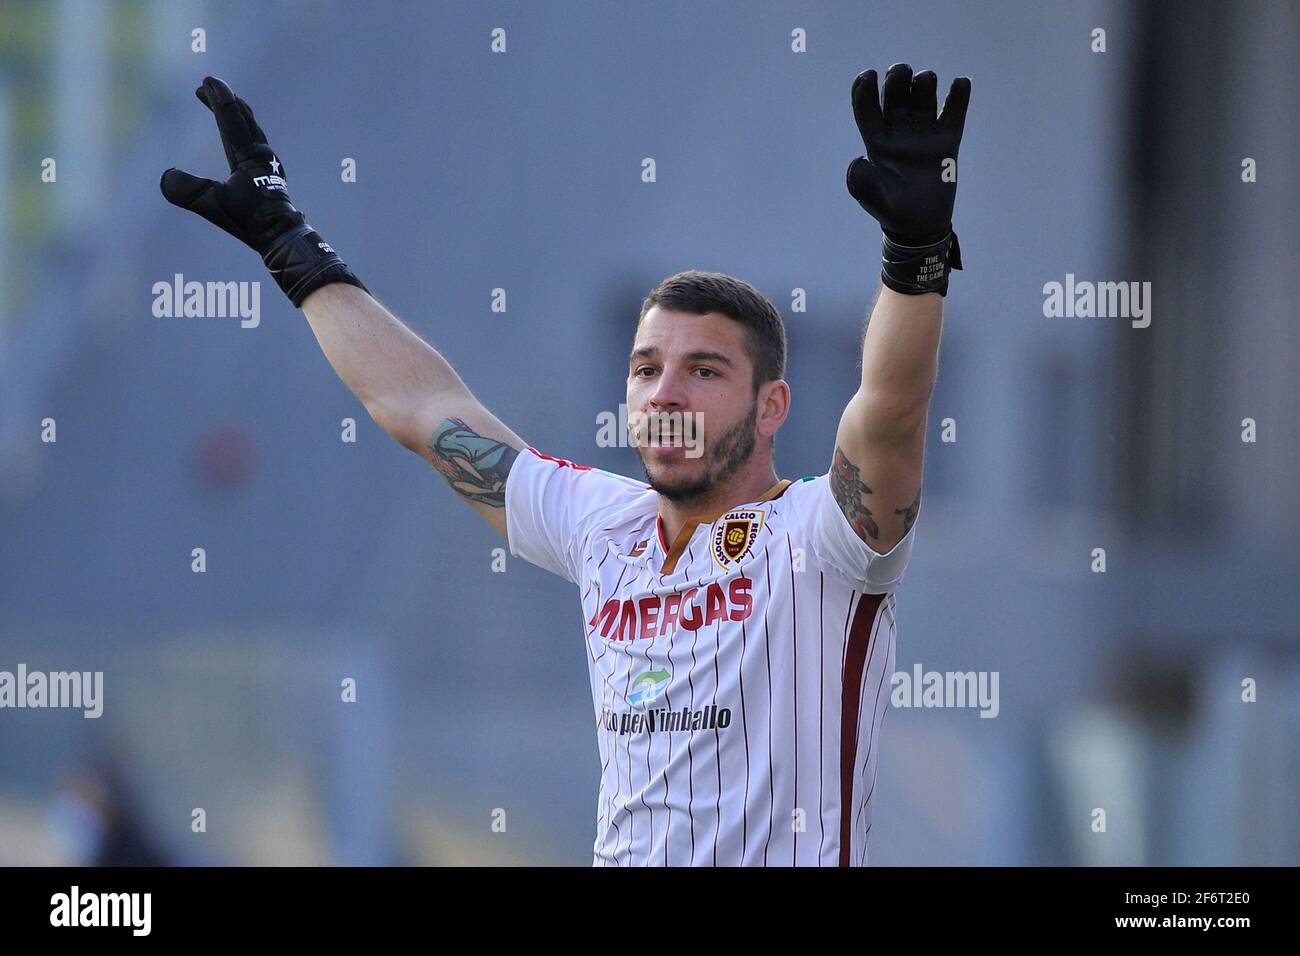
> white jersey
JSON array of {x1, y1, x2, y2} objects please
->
[{"x1": 505, "y1": 446, "x2": 916, "y2": 866}]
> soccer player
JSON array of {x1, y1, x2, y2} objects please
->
[{"x1": 161, "y1": 64, "x2": 970, "y2": 866}]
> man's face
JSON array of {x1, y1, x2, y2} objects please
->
[{"x1": 627, "y1": 307, "x2": 770, "y2": 504}]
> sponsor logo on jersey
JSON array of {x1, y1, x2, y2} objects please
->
[
  {"x1": 711, "y1": 509, "x2": 763, "y2": 569},
  {"x1": 628, "y1": 669, "x2": 670, "y2": 706},
  {"x1": 599, "y1": 703, "x2": 732, "y2": 736},
  {"x1": 588, "y1": 577, "x2": 754, "y2": 642}
]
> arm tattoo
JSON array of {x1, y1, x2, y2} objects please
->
[
  {"x1": 426, "y1": 417, "x2": 519, "y2": 508},
  {"x1": 894, "y1": 489, "x2": 921, "y2": 535},
  {"x1": 830, "y1": 446, "x2": 879, "y2": 541}
]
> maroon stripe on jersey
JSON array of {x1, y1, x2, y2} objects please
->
[
  {"x1": 824, "y1": 589, "x2": 855, "y2": 864},
  {"x1": 855, "y1": 606, "x2": 892, "y2": 865},
  {"x1": 838, "y1": 591, "x2": 887, "y2": 867},
  {"x1": 851, "y1": 607, "x2": 885, "y2": 860}
]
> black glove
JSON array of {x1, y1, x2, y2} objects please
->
[
  {"x1": 160, "y1": 76, "x2": 366, "y2": 307},
  {"x1": 847, "y1": 64, "x2": 971, "y2": 296}
]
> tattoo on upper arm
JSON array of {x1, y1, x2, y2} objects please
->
[
  {"x1": 426, "y1": 417, "x2": 519, "y2": 508},
  {"x1": 830, "y1": 446, "x2": 879, "y2": 541},
  {"x1": 894, "y1": 490, "x2": 921, "y2": 535}
]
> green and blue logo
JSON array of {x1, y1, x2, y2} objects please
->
[{"x1": 628, "y1": 669, "x2": 671, "y2": 706}]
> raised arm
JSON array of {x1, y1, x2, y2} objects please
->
[
  {"x1": 834, "y1": 288, "x2": 938, "y2": 552},
  {"x1": 300, "y1": 283, "x2": 523, "y2": 537},
  {"x1": 161, "y1": 76, "x2": 522, "y2": 538},
  {"x1": 835, "y1": 64, "x2": 971, "y2": 553}
]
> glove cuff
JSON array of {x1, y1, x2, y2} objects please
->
[
  {"x1": 261, "y1": 223, "x2": 369, "y2": 308},
  {"x1": 880, "y1": 231, "x2": 963, "y2": 297}
]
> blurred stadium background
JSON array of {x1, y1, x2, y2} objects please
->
[{"x1": 0, "y1": 0, "x2": 1296, "y2": 865}]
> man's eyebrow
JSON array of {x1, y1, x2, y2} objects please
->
[
  {"x1": 628, "y1": 346, "x2": 736, "y2": 368},
  {"x1": 684, "y1": 350, "x2": 736, "y2": 368}
]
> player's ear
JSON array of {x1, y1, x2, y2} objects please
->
[{"x1": 758, "y1": 379, "x2": 791, "y2": 437}]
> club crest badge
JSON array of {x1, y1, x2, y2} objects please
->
[{"x1": 711, "y1": 509, "x2": 764, "y2": 569}]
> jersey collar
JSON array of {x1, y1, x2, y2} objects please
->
[{"x1": 656, "y1": 478, "x2": 793, "y2": 575}]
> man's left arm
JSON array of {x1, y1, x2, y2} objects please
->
[
  {"x1": 831, "y1": 63, "x2": 971, "y2": 553},
  {"x1": 832, "y1": 288, "x2": 939, "y2": 553}
]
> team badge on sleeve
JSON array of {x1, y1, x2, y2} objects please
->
[{"x1": 711, "y1": 509, "x2": 764, "y2": 569}]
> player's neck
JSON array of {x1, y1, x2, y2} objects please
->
[{"x1": 656, "y1": 464, "x2": 780, "y2": 544}]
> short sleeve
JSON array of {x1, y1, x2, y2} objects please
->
[
  {"x1": 787, "y1": 474, "x2": 918, "y2": 594},
  {"x1": 504, "y1": 447, "x2": 648, "y2": 584}
]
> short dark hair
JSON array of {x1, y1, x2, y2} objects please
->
[{"x1": 638, "y1": 271, "x2": 787, "y2": 391}]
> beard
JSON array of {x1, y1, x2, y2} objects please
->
[{"x1": 636, "y1": 399, "x2": 759, "y2": 506}]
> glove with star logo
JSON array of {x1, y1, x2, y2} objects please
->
[
  {"x1": 160, "y1": 76, "x2": 366, "y2": 307},
  {"x1": 846, "y1": 63, "x2": 971, "y2": 297}
]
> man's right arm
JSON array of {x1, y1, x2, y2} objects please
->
[
  {"x1": 160, "y1": 76, "x2": 523, "y2": 539},
  {"x1": 301, "y1": 283, "x2": 524, "y2": 539}
]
